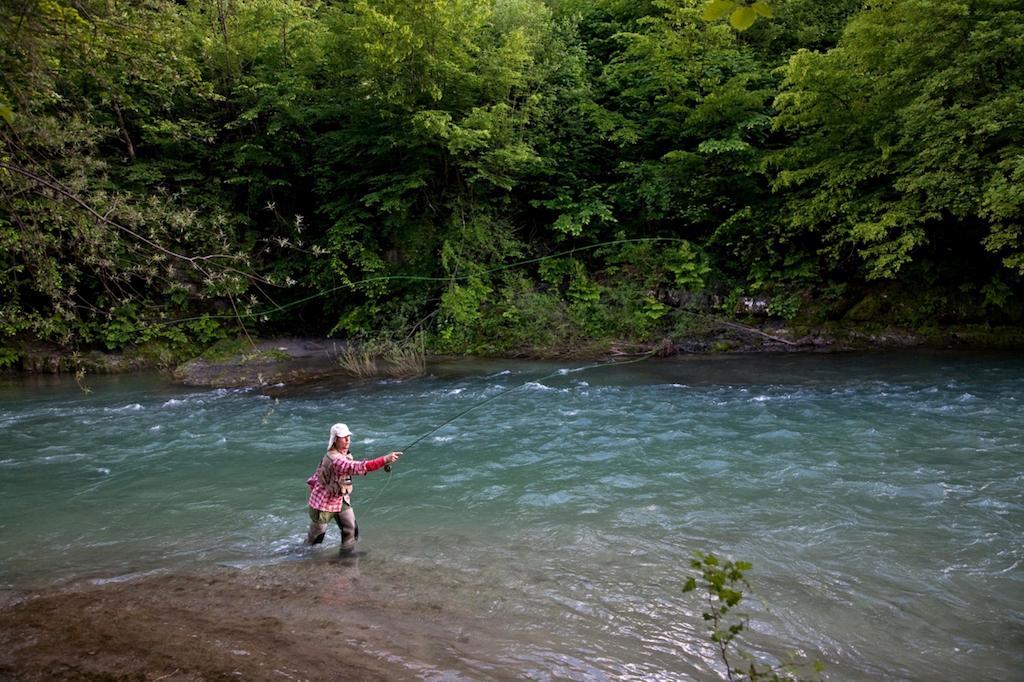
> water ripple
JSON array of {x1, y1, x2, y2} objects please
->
[{"x1": 1, "y1": 353, "x2": 1022, "y2": 679}]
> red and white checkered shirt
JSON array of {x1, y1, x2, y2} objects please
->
[{"x1": 306, "y1": 451, "x2": 387, "y2": 512}]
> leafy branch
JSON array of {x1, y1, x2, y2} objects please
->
[
  {"x1": 684, "y1": 552, "x2": 822, "y2": 681},
  {"x1": 0, "y1": 161, "x2": 261, "y2": 281},
  {"x1": 702, "y1": 1, "x2": 774, "y2": 31}
]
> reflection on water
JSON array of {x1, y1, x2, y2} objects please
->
[{"x1": 1, "y1": 352, "x2": 1022, "y2": 679}]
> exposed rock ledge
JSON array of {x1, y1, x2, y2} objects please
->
[{"x1": 172, "y1": 339, "x2": 348, "y2": 388}]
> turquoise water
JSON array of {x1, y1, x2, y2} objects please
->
[{"x1": 1, "y1": 352, "x2": 1022, "y2": 679}]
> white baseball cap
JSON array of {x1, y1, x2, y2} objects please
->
[{"x1": 328, "y1": 423, "x2": 352, "y2": 448}]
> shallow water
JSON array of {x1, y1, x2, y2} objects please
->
[{"x1": 1, "y1": 352, "x2": 1022, "y2": 679}]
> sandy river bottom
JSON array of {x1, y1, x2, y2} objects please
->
[{"x1": 0, "y1": 554, "x2": 510, "y2": 681}]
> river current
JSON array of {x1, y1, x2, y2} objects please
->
[{"x1": 1, "y1": 351, "x2": 1021, "y2": 679}]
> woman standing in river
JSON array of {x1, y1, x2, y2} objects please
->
[{"x1": 306, "y1": 423, "x2": 400, "y2": 551}]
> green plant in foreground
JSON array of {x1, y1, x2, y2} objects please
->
[{"x1": 684, "y1": 552, "x2": 822, "y2": 681}]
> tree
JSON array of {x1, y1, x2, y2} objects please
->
[
  {"x1": 0, "y1": 0, "x2": 257, "y2": 349},
  {"x1": 771, "y1": 0, "x2": 1024, "y2": 279}
]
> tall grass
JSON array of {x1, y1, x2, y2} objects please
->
[
  {"x1": 338, "y1": 346, "x2": 379, "y2": 378},
  {"x1": 338, "y1": 336, "x2": 425, "y2": 379},
  {"x1": 383, "y1": 337, "x2": 426, "y2": 377}
]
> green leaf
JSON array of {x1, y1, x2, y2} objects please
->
[
  {"x1": 697, "y1": 138, "x2": 752, "y2": 155},
  {"x1": 751, "y1": 1, "x2": 773, "y2": 18},
  {"x1": 730, "y1": 6, "x2": 757, "y2": 30},
  {"x1": 702, "y1": 0, "x2": 735, "y2": 22},
  {"x1": 682, "y1": 577, "x2": 697, "y2": 592},
  {"x1": 0, "y1": 104, "x2": 12, "y2": 126}
]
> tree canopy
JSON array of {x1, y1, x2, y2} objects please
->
[{"x1": 1, "y1": 0, "x2": 1020, "y2": 359}]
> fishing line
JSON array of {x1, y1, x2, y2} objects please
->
[
  {"x1": 360, "y1": 348, "x2": 661, "y2": 507},
  {"x1": 149, "y1": 237, "x2": 690, "y2": 327},
  {"x1": 398, "y1": 350, "x2": 660, "y2": 453},
  {"x1": 146, "y1": 234, "x2": 792, "y2": 350}
]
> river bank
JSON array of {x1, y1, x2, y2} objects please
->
[{"x1": 5, "y1": 321, "x2": 1024, "y2": 388}]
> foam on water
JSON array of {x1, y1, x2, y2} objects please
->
[{"x1": 106, "y1": 403, "x2": 144, "y2": 412}]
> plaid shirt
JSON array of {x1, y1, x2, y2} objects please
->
[{"x1": 306, "y1": 451, "x2": 386, "y2": 512}]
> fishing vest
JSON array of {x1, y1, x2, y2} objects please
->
[{"x1": 315, "y1": 451, "x2": 353, "y2": 498}]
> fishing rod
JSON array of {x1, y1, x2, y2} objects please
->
[
  {"x1": 398, "y1": 351, "x2": 659, "y2": 455},
  {"x1": 362, "y1": 348, "x2": 661, "y2": 501}
]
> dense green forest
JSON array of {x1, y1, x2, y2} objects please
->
[{"x1": 1, "y1": 0, "x2": 1021, "y2": 362}]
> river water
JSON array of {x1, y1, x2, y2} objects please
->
[{"x1": 1, "y1": 352, "x2": 1021, "y2": 679}]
